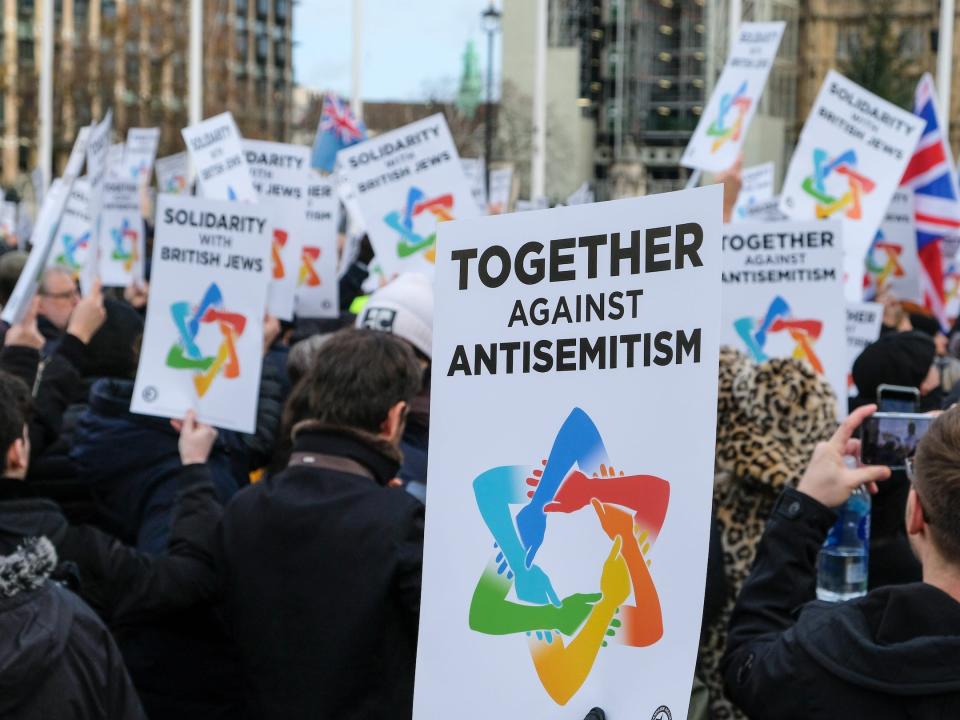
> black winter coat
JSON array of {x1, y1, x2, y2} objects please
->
[
  {"x1": 723, "y1": 487, "x2": 960, "y2": 719},
  {"x1": 216, "y1": 425, "x2": 424, "y2": 720},
  {"x1": 0, "y1": 537, "x2": 146, "y2": 719}
]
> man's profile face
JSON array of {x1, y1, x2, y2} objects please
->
[{"x1": 37, "y1": 271, "x2": 79, "y2": 331}]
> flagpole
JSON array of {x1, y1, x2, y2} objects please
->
[
  {"x1": 531, "y1": 0, "x2": 547, "y2": 200},
  {"x1": 188, "y1": 0, "x2": 202, "y2": 126},
  {"x1": 938, "y1": 0, "x2": 954, "y2": 138},
  {"x1": 39, "y1": 0, "x2": 54, "y2": 192},
  {"x1": 352, "y1": 0, "x2": 364, "y2": 121}
]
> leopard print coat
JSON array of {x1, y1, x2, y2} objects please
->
[{"x1": 699, "y1": 348, "x2": 837, "y2": 720}]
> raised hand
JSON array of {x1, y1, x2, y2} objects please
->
[{"x1": 4, "y1": 298, "x2": 46, "y2": 350}]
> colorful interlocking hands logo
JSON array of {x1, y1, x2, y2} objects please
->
[
  {"x1": 130, "y1": 160, "x2": 149, "y2": 182},
  {"x1": 383, "y1": 186, "x2": 454, "y2": 264},
  {"x1": 801, "y1": 148, "x2": 876, "y2": 220},
  {"x1": 110, "y1": 219, "x2": 139, "y2": 273},
  {"x1": 298, "y1": 246, "x2": 322, "y2": 287},
  {"x1": 734, "y1": 295, "x2": 824, "y2": 374},
  {"x1": 56, "y1": 232, "x2": 91, "y2": 274},
  {"x1": 707, "y1": 80, "x2": 751, "y2": 152},
  {"x1": 163, "y1": 175, "x2": 188, "y2": 194},
  {"x1": 470, "y1": 408, "x2": 670, "y2": 706},
  {"x1": 271, "y1": 229, "x2": 288, "y2": 280},
  {"x1": 165, "y1": 283, "x2": 247, "y2": 397},
  {"x1": 946, "y1": 264, "x2": 960, "y2": 303},
  {"x1": 865, "y1": 231, "x2": 904, "y2": 292}
]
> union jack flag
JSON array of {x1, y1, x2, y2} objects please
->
[
  {"x1": 900, "y1": 73, "x2": 960, "y2": 328},
  {"x1": 311, "y1": 93, "x2": 367, "y2": 173}
]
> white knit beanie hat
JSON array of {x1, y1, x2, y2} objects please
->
[{"x1": 355, "y1": 273, "x2": 433, "y2": 359}]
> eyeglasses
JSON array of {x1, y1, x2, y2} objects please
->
[{"x1": 39, "y1": 288, "x2": 80, "y2": 301}]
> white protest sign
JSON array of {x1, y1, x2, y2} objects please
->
[
  {"x1": 84, "y1": 111, "x2": 113, "y2": 294},
  {"x1": 336, "y1": 113, "x2": 480, "y2": 277},
  {"x1": 156, "y1": 152, "x2": 193, "y2": 195},
  {"x1": 296, "y1": 176, "x2": 340, "y2": 318},
  {"x1": 946, "y1": 257, "x2": 960, "y2": 321},
  {"x1": 48, "y1": 178, "x2": 93, "y2": 281},
  {"x1": 733, "y1": 161, "x2": 776, "y2": 219},
  {"x1": 98, "y1": 179, "x2": 145, "y2": 287},
  {"x1": 125, "y1": 128, "x2": 161, "y2": 184},
  {"x1": 243, "y1": 139, "x2": 311, "y2": 320},
  {"x1": 463, "y1": 158, "x2": 488, "y2": 213},
  {"x1": 1, "y1": 179, "x2": 71, "y2": 325},
  {"x1": 64, "y1": 126, "x2": 92, "y2": 179},
  {"x1": 864, "y1": 190, "x2": 921, "y2": 303},
  {"x1": 566, "y1": 182, "x2": 595, "y2": 206},
  {"x1": 516, "y1": 197, "x2": 550, "y2": 212},
  {"x1": 846, "y1": 301, "x2": 883, "y2": 396},
  {"x1": 721, "y1": 221, "x2": 847, "y2": 412},
  {"x1": 779, "y1": 71, "x2": 924, "y2": 302},
  {"x1": 130, "y1": 195, "x2": 270, "y2": 433},
  {"x1": 415, "y1": 186, "x2": 723, "y2": 719},
  {"x1": 106, "y1": 143, "x2": 125, "y2": 178},
  {"x1": 181, "y1": 112, "x2": 258, "y2": 203},
  {"x1": 488, "y1": 167, "x2": 514, "y2": 214},
  {"x1": 739, "y1": 196, "x2": 788, "y2": 222},
  {"x1": 681, "y1": 23, "x2": 785, "y2": 173}
]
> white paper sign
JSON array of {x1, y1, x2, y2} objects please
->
[
  {"x1": 156, "y1": 152, "x2": 193, "y2": 195},
  {"x1": 415, "y1": 186, "x2": 724, "y2": 719},
  {"x1": 106, "y1": 143, "x2": 126, "y2": 178},
  {"x1": 721, "y1": 221, "x2": 847, "y2": 412},
  {"x1": 733, "y1": 161, "x2": 776, "y2": 219},
  {"x1": 125, "y1": 128, "x2": 161, "y2": 185},
  {"x1": 64, "y1": 126, "x2": 92, "y2": 179},
  {"x1": 85, "y1": 111, "x2": 113, "y2": 293},
  {"x1": 846, "y1": 301, "x2": 884, "y2": 396},
  {"x1": 130, "y1": 195, "x2": 270, "y2": 433},
  {"x1": 181, "y1": 112, "x2": 257, "y2": 203},
  {"x1": 98, "y1": 179, "x2": 145, "y2": 287},
  {"x1": 48, "y1": 178, "x2": 93, "y2": 281},
  {"x1": 779, "y1": 71, "x2": 924, "y2": 302},
  {"x1": 566, "y1": 182, "x2": 595, "y2": 206},
  {"x1": 945, "y1": 257, "x2": 960, "y2": 320},
  {"x1": 336, "y1": 113, "x2": 480, "y2": 277},
  {"x1": 488, "y1": 167, "x2": 514, "y2": 214},
  {"x1": 296, "y1": 176, "x2": 340, "y2": 318},
  {"x1": 462, "y1": 158, "x2": 488, "y2": 213},
  {"x1": 2, "y1": 179, "x2": 71, "y2": 325},
  {"x1": 243, "y1": 139, "x2": 311, "y2": 321},
  {"x1": 682, "y1": 23, "x2": 785, "y2": 173},
  {"x1": 864, "y1": 190, "x2": 921, "y2": 303}
]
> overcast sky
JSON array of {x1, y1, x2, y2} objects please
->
[{"x1": 293, "y1": 0, "x2": 500, "y2": 101}]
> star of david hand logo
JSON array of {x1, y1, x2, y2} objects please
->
[
  {"x1": 271, "y1": 229, "x2": 288, "y2": 280},
  {"x1": 165, "y1": 283, "x2": 247, "y2": 397},
  {"x1": 706, "y1": 80, "x2": 751, "y2": 153},
  {"x1": 801, "y1": 148, "x2": 876, "y2": 219},
  {"x1": 299, "y1": 246, "x2": 322, "y2": 287},
  {"x1": 733, "y1": 295, "x2": 824, "y2": 374},
  {"x1": 383, "y1": 186, "x2": 455, "y2": 264},
  {"x1": 110, "y1": 219, "x2": 139, "y2": 272},
  {"x1": 865, "y1": 231, "x2": 905, "y2": 291},
  {"x1": 469, "y1": 408, "x2": 669, "y2": 706},
  {"x1": 56, "y1": 231, "x2": 91, "y2": 273}
]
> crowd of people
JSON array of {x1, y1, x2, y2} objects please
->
[{"x1": 0, "y1": 172, "x2": 959, "y2": 720}]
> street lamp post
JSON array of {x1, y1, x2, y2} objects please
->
[{"x1": 482, "y1": 3, "x2": 502, "y2": 204}]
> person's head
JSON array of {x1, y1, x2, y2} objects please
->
[
  {"x1": 74, "y1": 297, "x2": 144, "y2": 379},
  {"x1": 355, "y1": 272, "x2": 433, "y2": 371},
  {"x1": 287, "y1": 333, "x2": 332, "y2": 385},
  {"x1": 907, "y1": 408, "x2": 960, "y2": 572},
  {"x1": 0, "y1": 251, "x2": 27, "y2": 306},
  {"x1": 37, "y1": 266, "x2": 80, "y2": 330},
  {"x1": 853, "y1": 331, "x2": 939, "y2": 402},
  {"x1": 283, "y1": 328, "x2": 422, "y2": 447},
  {"x1": 0, "y1": 372, "x2": 31, "y2": 479}
]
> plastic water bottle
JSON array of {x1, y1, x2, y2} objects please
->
[{"x1": 816, "y1": 486, "x2": 871, "y2": 602}]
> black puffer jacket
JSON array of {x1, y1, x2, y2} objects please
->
[{"x1": 0, "y1": 537, "x2": 146, "y2": 719}]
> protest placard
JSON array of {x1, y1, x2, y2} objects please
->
[
  {"x1": 84, "y1": 110, "x2": 113, "y2": 294},
  {"x1": 721, "y1": 220, "x2": 847, "y2": 412},
  {"x1": 488, "y1": 167, "x2": 514, "y2": 214},
  {"x1": 516, "y1": 197, "x2": 550, "y2": 212},
  {"x1": 130, "y1": 195, "x2": 271, "y2": 433},
  {"x1": 98, "y1": 179, "x2": 145, "y2": 287},
  {"x1": 335, "y1": 113, "x2": 479, "y2": 277},
  {"x1": 64, "y1": 126, "x2": 92, "y2": 179},
  {"x1": 733, "y1": 161, "x2": 776, "y2": 219},
  {"x1": 946, "y1": 257, "x2": 960, "y2": 321},
  {"x1": 243, "y1": 139, "x2": 312, "y2": 320},
  {"x1": 566, "y1": 182, "x2": 595, "y2": 206},
  {"x1": 846, "y1": 301, "x2": 884, "y2": 396},
  {"x1": 1, "y1": 179, "x2": 71, "y2": 325},
  {"x1": 125, "y1": 128, "x2": 161, "y2": 185},
  {"x1": 779, "y1": 71, "x2": 924, "y2": 301},
  {"x1": 462, "y1": 158, "x2": 488, "y2": 213},
  {"x1": 681, "y1": 23, "x2": 785, "y2": 173},
  {"x1": 48, "y1": 178, "x2": 93, "y2": 281},
  {"x1": 864, "y1": 190, "x2": 921, "y2": 303},
  {"x1": 156, "y1": 152, "x2": 192, "y2": 195},
  {"x1": 296, "y1": 176, "x2": 340, "y2": 318},
  {"x1": 106, "y1": 143, "x2": 125, "y2": 178},
  {"x1": 414, "y1": 185, "x2": 723, "y2": 720},
  {"x1": 182, "y1": 112, "x2": 257, "y2": 203}
]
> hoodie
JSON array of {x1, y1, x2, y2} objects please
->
[
  {"x1": 723, "y1": 487, "x2": 960, "y2": 719},
  {"x1": 0, "y1": 537, "x2": 145, "y2": 719}
]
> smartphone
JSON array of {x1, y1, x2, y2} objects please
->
[
  {"x1": 877, "y1": 384, "x2": 920, "y2": 413},
  {"x1": 860, "y1": 412, "x2": 933, "y2": 469}
]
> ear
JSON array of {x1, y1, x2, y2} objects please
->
[
  {"x1": 5, "y1": 437, "x2": 27, "y2": 475},
  {"x1": 379, "y1": 401, "x2": 408, "y2": 442},
  {"x1": 905, "y1": 487, "x2": 926, "y2": 536}
]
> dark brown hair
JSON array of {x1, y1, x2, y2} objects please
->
[{"x1": 913, "y1": 407, "x2": 960, "y2": 563}]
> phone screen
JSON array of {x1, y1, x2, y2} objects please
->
[{"x1": 861, "y1": 413, "x2": 933, "y2": 468}]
